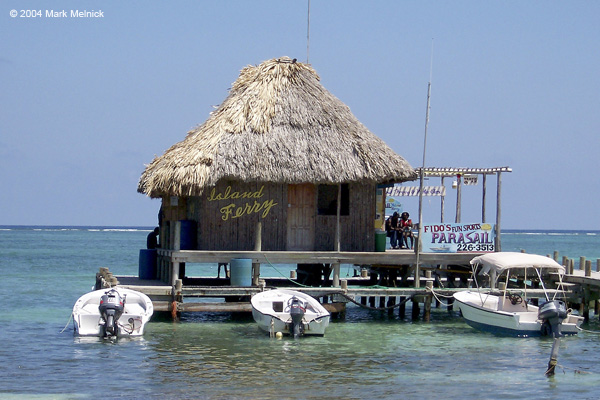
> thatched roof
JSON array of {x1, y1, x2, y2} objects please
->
[{"x1": 138, "y1": 57, "x2": 416, "y2": 198}]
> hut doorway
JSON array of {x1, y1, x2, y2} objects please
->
[{"x1": 287, "y1": 184, "x2": 316, "y2": 250}]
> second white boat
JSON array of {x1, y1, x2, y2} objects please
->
[{"x1": 251, "y1": 289, "x2": 330, "y2": 338}]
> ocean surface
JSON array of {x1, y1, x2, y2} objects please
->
[{"x1": 1, "y1": 226, "x2": 599, "y2": 400}]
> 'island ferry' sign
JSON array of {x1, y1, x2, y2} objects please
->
[{"x1": 207, "y1": 185, "x2": 278, "y2": 221}]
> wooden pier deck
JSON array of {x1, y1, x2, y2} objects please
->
[{"x1": 96, "y1": 251, "x2": 600, "y2": 322}]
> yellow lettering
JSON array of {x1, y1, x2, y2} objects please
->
[
  {"x1": 208, "y1": 188, "x2": 217, "y2": 201},
  {"x1": 261, "y1": 199, "x2": 278, "y2": 218},
  {"x1": 253, "y1": 185, "x2": 265, "y2": 199},
  {"x1": 217, "y1": 199, "x2": 279, "y2": 220},
  {"x1": 207, "y1": 185, "x2": 266, "y2": 202},
  {"x1": 220, "y1": 204, "x2": 235, "y2": 220}
]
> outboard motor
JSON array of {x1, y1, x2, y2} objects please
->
[
  {"x1": 99, "y1": 289, "x2": 126, "y2": 338},
  {"x1": 289, "y1": 296, "x2": 306, "y2": 338},
  {"x1": 538, "y1": 299, "x2": 568, "y2": 337}
]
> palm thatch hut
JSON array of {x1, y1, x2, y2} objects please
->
[{"x1": 138, "y1": 57, "x2": 416, "y2": 252}]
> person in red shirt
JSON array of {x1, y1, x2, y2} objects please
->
[{"x1": 400, "y1": 212, "x2": 414, "y2": 249}]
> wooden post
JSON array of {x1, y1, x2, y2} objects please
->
[
  {"x1": 569, "y1": 259, "x2": 574, "y2": 275},
  {"x1": 424, "y1": 281, "x2": 433, "y2": 322},
  {"x1": 369, "y1": 296, "x2": 376, "y2": 308},
  {"x1": 174, "y1": 220, "x2": 182, "y2": 250},
  {"x1": 252, "y1": 221, "x2": 262, "y2": 286},
  {"x1": 411, "y1": 298, "x2": 420, "y2": 320},
  {"x1": 387, "y1": 296, "x2": 396, "y2": 316},
  {"x1": 580, "y1": 256, "x2": 586, "y2": 271},
  {"x1": 583, "y1": 287, "x2": 590, "y2": 322},
  {"x1": 585, "y1": 260, "x2": 592, "y2": 277},
  {"x1": 399, "y1": 296, "x2": 406, "y2": 319},
  {"x1": 171, "y1": 260, "x2": 179, "y2": 286},
  {"x1": 440, "y1": 176, "x2": 445, "y2": 223},
  {"x1": 172, "y1": 279, "x2": 183, "y2": 320},
  {"x1": 597, "y1": 259, "x2": 600, "y2": 273},
  {"x1": 455, "y1": 174, "x2": 462, "y2": 223},
  {"x1": 335, "y1": 184, "x2": 341, "y2": 252},
  {"x1": 482, "y1": 173, "x2": 487, "y2": 223},
  {"x1": 553, "y1": 251, "x2": 559, "y2": 262},
  {"x1": 332, "y1": 262, "x2": 341, "y2": 287}
]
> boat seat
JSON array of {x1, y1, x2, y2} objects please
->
[{"x1": 498, "y1": 296, "x2": 529, "y2": 312}]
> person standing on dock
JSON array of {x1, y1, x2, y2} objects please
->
[
  {"x1": 147, "y1": 227, "x2": 160, "y2": 249},
  {"x1": 386, "y1": 212, "x2": 401, "y2": 249}
]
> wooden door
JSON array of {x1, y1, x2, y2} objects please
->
[{"x1": 287, "y1": 184, "x2": 316, "y2": 250}]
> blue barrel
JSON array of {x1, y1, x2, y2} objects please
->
[
  {"x1": 179, "y1": 220, "x2": 196, "y2": 250},
  {"x1": 230, "y1": 258, "x2": 252, "y2": 286},
  {"x1": 139, "y1": 249, "x2": 157, "y2": 280}
]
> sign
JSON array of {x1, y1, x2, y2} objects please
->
[
  {"x1": 420, "y1": 223, "x2": 495, "y2": 253},
  {"x1": 375, "y1": 188, "x2": 385, "y2": 228},
  {"x1": 385, "y1": 186, "x2": 446, "y2": 197},
  {"x1": 463, "y1": 175, "x2": 478, "y2": 185},
  {"x1": 207, "y1": 185, "x2": 278, "y2": 221},
  {"x1": 385, "y1": 197, "x2": 403, "y2": 217}
]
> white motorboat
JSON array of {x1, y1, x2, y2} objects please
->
[
  {"x1": 73, "y1": 287, "x2": 154, "y2": 338},
  {"x1": 251, "y1": 289, "x2": 330, "y2": 338},
  {"x1": 453, "y1": 252, "x2": 584, "y2": 337}
]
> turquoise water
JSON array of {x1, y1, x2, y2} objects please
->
[{"x1": 1, "y1": 227, "x2": 599, "y2": 399}]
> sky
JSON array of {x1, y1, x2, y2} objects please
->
[{"x1": 1, "y1": 1, "x2": 598, "y2": 230}]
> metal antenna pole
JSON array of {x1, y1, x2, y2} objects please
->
[
  {"x1": 415, "y1": 40, "x2": 434, "y2": 288},
  {"x1": 306, "y1": 0, "x2": 311, "y2": 63}
]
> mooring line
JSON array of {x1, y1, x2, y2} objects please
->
[{"x1": 59, "y1": 313, "x2": 73, "y2": 334}]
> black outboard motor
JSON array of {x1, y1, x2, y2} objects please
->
[
  {"x1": 99, "y1": 289, "x2": 126, "y2": 338},
  {"x1": 289, "y1": 296, "x2": 306, "y2": 338},
  {"x1": 538, "y1": 299, "x2": 568, "y2": 337}
]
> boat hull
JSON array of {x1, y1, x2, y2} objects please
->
[
  {"x1": 251, "y1": 289, "x2": 330, "y2": 336},
  {"x1": 453, "y1": 291, "x2": 583, "y2": 337},
  {"x1": 72, "y1": 288, "x2": 154, "y2": 337}
]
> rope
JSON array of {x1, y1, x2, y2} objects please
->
[
  {"x1": 260, "y1": 254, "x2": 419, "y2": 311},
  {"x1": 262, "y1": 254, "x2": 312, "y2": 288},
  {"x1": 426, "y1": 287, "x2": 454, "y2": 307},
  {"x1": 335, "y1": 292, "x2": 414, "y2": 311},
  {"x1": 576, "y1": 326, "x2": 600, "y2": 334},
  {"x1": 60, "y1": 313, "x2": 73, "y2": 334},
  {"x1": 550, "y1": 364, "x2": 592, "y2": 375}
]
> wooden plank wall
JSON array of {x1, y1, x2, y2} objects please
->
[
  {"x1": 160, "y1": 196, "x2": 188, "y2": 250},
  {"x1": 163, "y1": 181, "x2": 376, "y2": 252},
  {"x1": 191, "y1": 181, "x2": 287, "y2": 251},
  {"x1": 314, "y1": 183, "x2": 376, "y2": 252}
]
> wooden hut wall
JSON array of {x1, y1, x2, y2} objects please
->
[
  {"x1": 314, "y1": 183, "x2": 376, "y2": 252},
  {"x1": 160, "y1": 196, "x2": 188, "y2": 250},
  {"x1": 189, "y1": 181, "x2": 287, "y2": 251}
]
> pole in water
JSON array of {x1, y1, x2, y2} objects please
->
[{"x1": 545, "y1": 336, "x2": 561, "y2": 376}]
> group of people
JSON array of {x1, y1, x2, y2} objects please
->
[{"x1": 385, "y1": 211, "x2": 414, "y2": 249}]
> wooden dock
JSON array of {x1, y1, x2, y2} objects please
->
[{"x1": 95, "y1": 250, "x2": 600, "y2": 323}]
